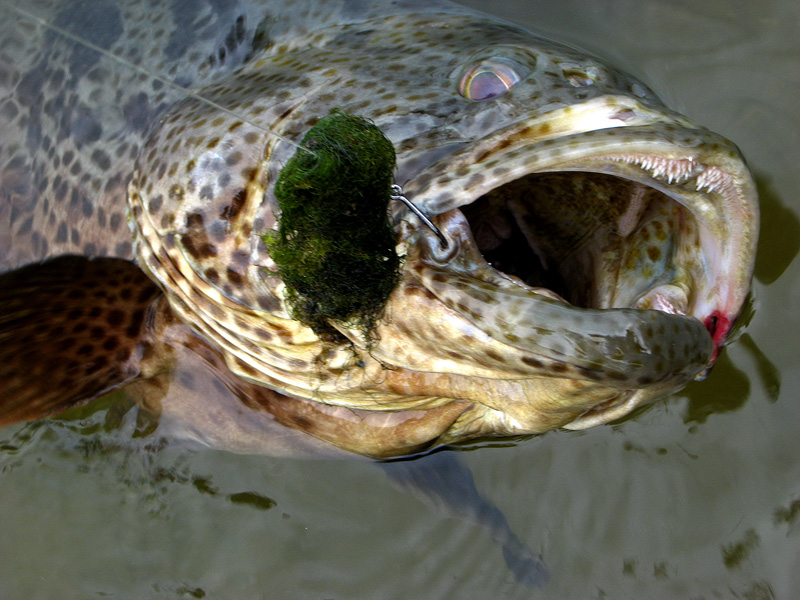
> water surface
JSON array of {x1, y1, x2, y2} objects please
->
[{"x1": 1, "y1": 1, "x2": 799, "y2": 598}]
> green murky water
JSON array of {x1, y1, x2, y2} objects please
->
[{"x1": 1, "y1": 1, "x2": 799, "y2": 598}]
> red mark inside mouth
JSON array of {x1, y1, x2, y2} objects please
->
[{"x1": 703, "y1": 310, "x2": 731, "y2": 362}]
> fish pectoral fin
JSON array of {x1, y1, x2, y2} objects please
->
[{"x1": 0, "y1": 255, "x2": 163, "y2": 427}]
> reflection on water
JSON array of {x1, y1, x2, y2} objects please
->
[
  {"x1": 754, "y1": 175, "x2": 800, "y2": 284},
  {"x1": 680, "y1": 332, "x2": 780, "y2": 425},
  {"x1": 681, "y1": 352, "x2": 751, "y2": 424},
  {"x1": 2, "y1": 0, "x2": 800, "y2": 598}
]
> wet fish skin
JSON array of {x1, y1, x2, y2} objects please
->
[
  {"x1": 0, "y1": 0, "x2": 659, "y2": 270},
  {"x1": 0, "y1": 0, "x2": 758, "y2": 450}
]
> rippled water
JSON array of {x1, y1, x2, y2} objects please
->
[{"x1": 1, "y1": 1, "x2": 799, "y2": 598}]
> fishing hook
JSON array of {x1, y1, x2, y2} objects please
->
[{"x1": 390, "y1": 185, "x2": 449, "y2": 249}]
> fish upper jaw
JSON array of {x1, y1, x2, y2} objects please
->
[
  {"x1": 400, "y1": 101, "x2": 756, "y2": 345},
  {"x1": 379, "y1": 98, "x2": 758, "y2": 430},
  {"x1": 566, "y1": 137, "x2": 758, "y2": 362}
]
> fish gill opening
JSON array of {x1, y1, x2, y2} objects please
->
[{"x1": 460, "y1": 171, "x2": 683, "y2": 310}]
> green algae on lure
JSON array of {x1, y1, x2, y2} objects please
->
[{"x1": 264, "y1": 112, "x2": 401, "y2": 344}]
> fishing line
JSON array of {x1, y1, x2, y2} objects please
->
[
  {"x1": 0, "y1": 0, "x2": 314, "y2": 156},
  {"x1": 0, "y1": 0, "x2": 448, "y2": 242}
]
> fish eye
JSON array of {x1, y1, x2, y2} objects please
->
[{"x1": 458, "y1": 58, "x2": 525, "y2": 101}]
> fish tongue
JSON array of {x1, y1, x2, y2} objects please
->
[{"x1": 414, "y1": 263, "x2": 713, "y2": 387}]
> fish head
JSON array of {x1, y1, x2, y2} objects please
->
[{"x1": 129, "y1": 9, "x2": 758, "y2": 441}]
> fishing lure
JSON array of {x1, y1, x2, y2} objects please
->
[{"x1": 264, "y1": 111, "x2": 401, "y2": 344}]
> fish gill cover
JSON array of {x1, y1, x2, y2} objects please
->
[{"x1": 264, "y1": 111, "x2": 401, "y2": 346}]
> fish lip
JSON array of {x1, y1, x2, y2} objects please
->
[{"x1": 396, "y1": 96, "x2": 758, "y2": 408}]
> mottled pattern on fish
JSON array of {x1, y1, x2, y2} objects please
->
[
  {"x1": 1, "y1": 0, "x2": 236, "y2": 267},
  {"x1": 0, "y1": 255, "x2": 160, "y2": 425},
  {"x1": 0, "y1": 0, "x2": 758, "y2": 447},
  {"x1": 0, "y1": 0, "x2": 444, "y2": 268},
  {"x1": 0, "y1": 0, "x2": 657, "y2": 271}
]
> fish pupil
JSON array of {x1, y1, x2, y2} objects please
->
[{"x1": 466, "y1": 70, "x2": 509, "y2": 100}]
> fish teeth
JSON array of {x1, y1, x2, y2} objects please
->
[
  {"x1": 694, "y1": 166, "x2": 731, "y2": 195},
  {"x1": 611, "y1": 155, "x2": 699, "y2": 185},
  {"x1": 633, "y1": 283, "x2": 689, "y2": 316},
  {"x1": 610, "y1": 155, "x2": 736, "y2": 197}
]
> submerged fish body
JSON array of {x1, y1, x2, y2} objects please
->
[{"x1": 0, "y1": 0, "x2": 758, "y2": 456}]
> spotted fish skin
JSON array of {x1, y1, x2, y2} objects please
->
[
  {"x1": 0, "y1": 0, "x2": 657, "y2": 271},
  {"x1": 0, "y1": 0, "x2": 341, "y2": 269},
  {"x1": 0, "y1": 1, "x2": 758, "y2": 450},
  {"x1": 0, "y1": 255, "x2": 161, "y2": 425},
  {"x1": 0, "y1": 0, "x2": 247, "y2": 268}
]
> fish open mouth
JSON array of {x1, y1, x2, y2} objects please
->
[
  {"x1": 461, "y1": 171, "x2": 673, "y2": 309},
  {"x1": 459, "y1": 169, "x2": 708, "y2": 320},
  {"x1": 396, "y1": 98, "x2": 758, "y2": 426}
]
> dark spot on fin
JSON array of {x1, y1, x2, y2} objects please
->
[
  {"x1": 0, "y1": 256, "x2": 162, "y2": 426},
  {"x1": 247, "y1": 16, "x2": 276, "y2": 60}
]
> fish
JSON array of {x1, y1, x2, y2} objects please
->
[{"x1": 0, "y1": 0, "x2": 758, "y2": 459}]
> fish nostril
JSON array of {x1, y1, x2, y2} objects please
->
[{"x1": 562, "y1": 67, "x2": 597, "y2": 87}]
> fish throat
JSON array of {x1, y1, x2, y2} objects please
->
[{"x1": 461, "y1": 171, "x2": 690, "y2": 311}]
